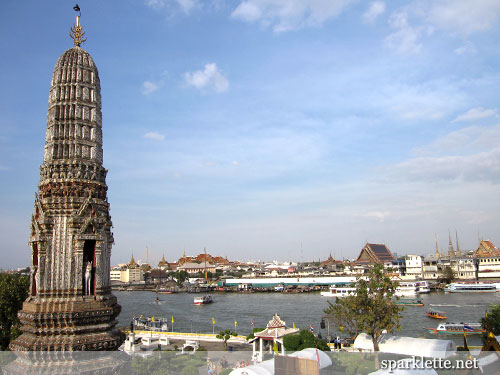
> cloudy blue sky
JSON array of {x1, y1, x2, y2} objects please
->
[{"x1": 1, "y1": 0, "x2": 500, "y2": 268}]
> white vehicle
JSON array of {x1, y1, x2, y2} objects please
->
[
  {"x1": 395, "y1": 282, "x2": 419, "y2": 297},
  {"x1": 194, "y1": 295, "x2": 213, "y2": 305},
  {"x1": 444, "y1": 283, "x2": 497, "y2": 293},
  {"x1": 415, "y1": 280, "x2": 431, "y2": 293},
  {"x1": 320, "y1": 285, "x2": 356, "y2": 297}
]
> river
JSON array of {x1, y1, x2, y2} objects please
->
[{"x1": 114, "y1": 290, "x2": 500, "y2": 346}]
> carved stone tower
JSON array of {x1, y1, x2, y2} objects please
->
[{"x1": 9, "y1": 12, "x2": 124, "y2": 351}]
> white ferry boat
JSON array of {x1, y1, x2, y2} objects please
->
[
  {"x1": 194, "y1": 295, "x2": 213, "y2": 305},
  {"x1": 425, "y1": 322, "x2": 485, "y2": 334},
  {"x1": 132, "y1": 316, "x2": 169, "y2": 332},
  {"x1": 320, "y1": 285, "x2": 356, "y2": 297},
  {"x1": 444, "y1": 283, "x2": 497, "y2": 293},
  {"x1": 415, "y1": 281, "x2": 431, "y2": 294},
  {"x1": 395, "y1": 282, "x2": 419, "y2": 297}
]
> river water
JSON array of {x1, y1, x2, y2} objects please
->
[{"x1": 114, "y1": 290, "x2": 500, "y2": 346}]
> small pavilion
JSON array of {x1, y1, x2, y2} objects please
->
[{"x1": 252, "y1": 313, "x2": 299, "y2": 362}]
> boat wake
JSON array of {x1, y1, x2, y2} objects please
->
[{"x1": 429, "y1": 304, "x2": 460, "y2": 307}]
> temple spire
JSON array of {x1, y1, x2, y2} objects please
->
[
  {"x1": 455, "y1": 230, "x2": 461, "y2": 257},
  {"x1": 70, "y1": 4, "x2": 86, "y2": 47},
  {"x1": 447, "y1": 230, "x2": 455, "y2": 257},
  {"x1": 434, "y1": 233, "x2": 440, "y2": 259}
]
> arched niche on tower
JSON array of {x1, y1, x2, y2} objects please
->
[{"x1": 75, "y1": 231, "x2": 106, "y2": 298}]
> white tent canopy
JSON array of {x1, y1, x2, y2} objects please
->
[
  {"x1": 353, "y1": 333, "x2": 456, "y2": 359},
  {"x1": 288, "y1": 348, "x2": 332, "y2": 369},
  {"x1": 229, "y1": 359, "x2": 274, "y2": 375},
  {"x1": 229, "y1": 348, "x2": 332, "y2": 375}
]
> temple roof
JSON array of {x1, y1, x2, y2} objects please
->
[
  {"x1": 474, "y1": 240, "x2": 500, "y2": 258},
  {"x1": 355, "y1": 243, "x2": 395, "y2": 264},
  {"x1": 254, "y1": 314, "x2": 299, "y2": 339},
  {"x1": 158, "y1": 254, "x2": 168, "y2": 266},
  {"x1": 128, "y1": 254, "x2": 138, "y2": 268}
]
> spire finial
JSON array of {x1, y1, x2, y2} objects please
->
[{"x1": 69, "y1": 4, "x2": 87, "y2": 47}]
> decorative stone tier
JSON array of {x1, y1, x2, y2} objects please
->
[
  {"x1": 10, "y1": 300, "x2": 123, "y2": 351},
  {"x1": 3, "y1": 352, "x2": 129, "y2": 375}
]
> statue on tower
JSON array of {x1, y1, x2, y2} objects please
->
[{"x1": 84, "y1": 261, "x2": 92, "y2": 295}]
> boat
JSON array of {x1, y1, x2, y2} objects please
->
[
  {"x1": 157, "y1": 290, "x2": 175, "y2": 294},
  {"x1": 444, "y1": 282, "x2": 498, "y2": 293},
  {"x1": 425, "y1": 322, "x2": 485, "y2": 334},
  {"x1": 194, "y1": 295, "x2": 213, "y2": 305},
  {"x1": 415, "y1": 281, "x2": 431, "y2": 294},
  {"x1": 132, "y1": 316, "x2": 169, "y2": 332},
  {"x1": 395, "y1": 282, "x2": 419, "y2": 297},
  {"x1": 396, "y1": 299, "x2": 424, "y2": 306},
  {"x1": 426, "y1": 309, "x2": 447, "y2": 319},
  {"x1": 320, "y1": 285, "x2": 356, "y2": 297}
]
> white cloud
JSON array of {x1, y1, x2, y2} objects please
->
[
  {"x1": 363, "y1": 1, "x2": 386, "y2": 24},
  {"x1": 145, "y1": 0, "x2": 165, "y2": 10},
  {"x1": 184, "y1": 63, "x2": 229, "y2": 93},
  {"x1": 232, "y1": 160, "x2": 239, "y2": 166},
  {"x1": 385, "y1": 11, "x2": 428, "y2": 55},
  {"x1": 383, "y1": 123, "x2": 500, "y2": 184},
  {"x1": 362, "y1": 211, "x2": 389, "y2": 222},
  {"x1": 176, "y1": 0, "x2": 199, "y2": 14},
  {"x1": 413, "y1": 124, "x2": 500, "y2": 158},
  {"x1": 232, "y1": 1, "x2": 262, "y2": 22},
  {"x1": 428, "y1": 0, "x2": 500, "y2": 35},
  {"x1": 231, "y1": 0, "x2": 355, "y2": 32},
  {"x1": 383, "y1": 148, "x2": 500, "y2": 184},
  {"x1": 142, "y1": 81, "x2": 160, "y2": 95},
  {"x1": 376, "y1": 80, "x2": 464, "y2": 121},
  {"x1": 143, "y1": 132, "x2": 166, "y2": 141},
  {"x1": 145, "y1": 0, "x2": 199, "y2": 13},
  {"x1": 454, "y1": 41, "x2": 476, "y2": 55},
  {"x1": 452, "y1": 107, "x2": 499, "y2": 123}
]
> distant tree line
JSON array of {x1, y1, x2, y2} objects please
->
[{"x1": 0, "y1": 273, "x2": 29, "y2": 350}]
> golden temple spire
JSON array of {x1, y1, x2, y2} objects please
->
[{"x1": 69, "y1": 4, "x2": 87, "y2": 47}]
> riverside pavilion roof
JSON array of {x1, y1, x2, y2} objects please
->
[{"x1": 254, "y1": 313, "x2": 299, "y2": 339}]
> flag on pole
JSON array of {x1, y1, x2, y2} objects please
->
[
  {"x1": 310, "y1": 324, "x2": 314, "y2": 333},
  {"x1": 212, "y1": 317, "x2": 215, "y2": 325},
  {"x1": 234, "y1": 320, "x2": 237, "y2": 329},
  {"x1": 293, "y1": 322, "x2": 296, "y2": 329},
  {"x1": 171, "y1": 315, "x2": 174, "y2": 323},
  {"x1": 273, "y1": 341, "x2": 278, "y2": 354},
  {"x1": 464, "y1": 324, "x2": 474, "y2": 332},
  {"x1": 152, "y1": 316, "x2": 155, "y2": 322},
  {"x1": 251, "y1": 320, "x2": 254, "y2": 328}
]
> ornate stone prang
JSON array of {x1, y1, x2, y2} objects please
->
[{"x1": 10, "y1": 40, "x2": 122, "y2": 351}]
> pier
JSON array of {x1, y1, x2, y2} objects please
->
[{"x1": 130, "y1": 330, "x2": 248, "y2": 344}]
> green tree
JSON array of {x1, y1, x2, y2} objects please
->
[
  {"x1": 324, "y1": 295, "x2": 360, "y2": 338},
  {"x1": 283, "y1": 329, "x2": 330, "y2": 352},
  {"x1": 216, "y1": 329, "x2": 237, "y2": 348},
  {"x1": 324, "y1": 265, "x2": 403, "y2": 351},
  {"x1": 0, "y1": 273, "x2": 29, "y2": 350},
  {"x1": 440, "y1": 266, "x2": 455, "y2": 284},
  {"x1": 481, "y1": 304, "x2": 500, "y2": 335},
  {"x1": 171, "y1": 270, "x2": 189, "y2": 286}
]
